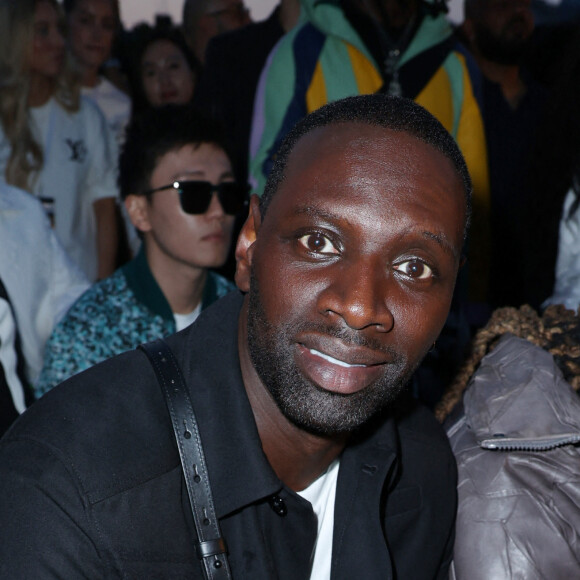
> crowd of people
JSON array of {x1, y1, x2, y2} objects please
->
[{"x1": 1, "y1": 0, "x2": 580, "y2": 577}]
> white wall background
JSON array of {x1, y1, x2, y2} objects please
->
[
  {"x1": 120, "y1": 0, "x2": 277, "y2": 28},
  {"x1": 119, "y1": 0, "x2": 464, "y2": 29}
]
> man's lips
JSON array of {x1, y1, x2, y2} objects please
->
[
  {"x1": 298, "y1": 334, "x2": 391, "y2": 366},
  {"x1": 307, "y1": 348, "x2": 367, "y2": 368},
  {"x1": 294, "y1": 340, "x2": 390, "y2": 395}
]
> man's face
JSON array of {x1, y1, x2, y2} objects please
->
[
  {"x1": 126, "y1": 143, "x2": 235, "y2": 273},
  {"x1": 238, "y1": 123, "x2": 466, "y2": 436},
  {"x1": 470, "y1": 0, "x2": 534, "y2": 65}
]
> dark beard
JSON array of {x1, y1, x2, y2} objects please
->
[
  {"x1": 474, "y1": 18, "x2": 532, "y2": 65},
  {"x1": 246, "y1": 271, "x2": 415, "y2": 436}
]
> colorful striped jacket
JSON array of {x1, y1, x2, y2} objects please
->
[{"x1": 250, "y1": 0, "x2": 490, "y2": 299}]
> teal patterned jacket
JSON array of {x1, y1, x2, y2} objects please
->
[{"x1": 35, "y1": 249, "x2": 235, "y2": 398}]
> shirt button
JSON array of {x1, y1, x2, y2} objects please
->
[
  {"x1": 268, "y1": 494, "x2": 287, "y2": 517},
  {"x1": 362, "y1": 463, "x2": 378, "y2": 475}
]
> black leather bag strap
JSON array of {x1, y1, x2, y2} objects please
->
[{"x1": 139, "y1": 339, "x2": 232, "y2": 580}]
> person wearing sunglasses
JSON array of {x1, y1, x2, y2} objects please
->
[{"x1": 35, "y1": 105, "x2": 244, "y2": 396}]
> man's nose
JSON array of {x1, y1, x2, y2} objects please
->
[
  {"x1": 317, "y1": 257, "x2": 394, "y2": 332},
  {"x1": 205, "y1": 192, "x2": 226, "y2": 219}
]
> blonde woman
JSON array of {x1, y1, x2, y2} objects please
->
[{"x1": 0, "y1": 0, "x2": 118, "y2": 281}]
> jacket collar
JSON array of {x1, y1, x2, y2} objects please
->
[
  {"x1": 122, "y1": 247, "x2": 173, "y2": 322},
  {"x1": 333, "y1": 413, "x2": 399, "y2": 573},
  {"x1": 121, "y1": 247, "x2": 223, "y2": 322}
]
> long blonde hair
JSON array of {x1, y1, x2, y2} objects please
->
[{"x1": 0, "y1": 0, "x2": 79, "y2": 189}]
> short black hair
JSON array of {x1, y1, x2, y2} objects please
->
[
  {"x1": 261, "y1": 94, "x2": 472, "y2": 238},
  {"x1": 118, "y1": 104, "x2": 230, "y2": 199}
]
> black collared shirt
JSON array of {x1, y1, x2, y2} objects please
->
[{"x1": 0, "y1": 291, "x2": 456, "y2": 579}]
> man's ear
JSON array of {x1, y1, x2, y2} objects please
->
[
  {"x1": 235, "y1": 195, "x2": 262, "y2": 292},
  {"x1": 124, "y1": 195, "x2": 152, "y2": 234}
]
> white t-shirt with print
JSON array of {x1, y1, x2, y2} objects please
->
[
  {"x1": 82, "y1": 77, "x2": 131, "y2": 147},
  {"x1": 0, "y1": 96, "x2": 118, "y2": 280}
]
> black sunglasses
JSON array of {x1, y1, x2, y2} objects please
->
[{"x1": 144, "y1": 180, "x2": 249, "y2": 215}]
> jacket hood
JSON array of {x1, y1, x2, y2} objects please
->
[
  {"x1": 463, "y1": 334, "x2": 580, "y2": 451},
  {"x1": 299, "y1": 0, "x2": 452, "y2": 66}
]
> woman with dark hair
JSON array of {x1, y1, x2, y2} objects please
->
[{"x1": 128, "y1": 23, "x2": 200, "y2": 115}]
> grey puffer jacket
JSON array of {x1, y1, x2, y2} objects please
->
[{"x1": 446, "y1": 334, "x2": 580, "y2": 579}]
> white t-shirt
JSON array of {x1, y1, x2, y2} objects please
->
[
  {"x1": 297, "y1": 458, "x2": 340, "y2": 580},
  {"x1": 173, "y1": 303, "x2": 202, "y2": 332},
  {"x1": 82, "y1": 77, "x2": 131, "y2": 147},
  {"x1": 0, "y1": 96, "x2": 118, "y2": 280},
  {"x1": 82, "y1": 80, "x2": 139, "y2": 256}
]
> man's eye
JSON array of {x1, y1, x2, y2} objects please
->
[
  {"x1": 395, "y1": 259, "x2": 433, "y2": 280},
  {"x1": 298, "y1": 233, "x2": 338, "y2": 255}
]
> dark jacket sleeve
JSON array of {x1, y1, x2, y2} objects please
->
[{"x1": 0, "y1": 437, "x2": 107, "y2": 578}]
